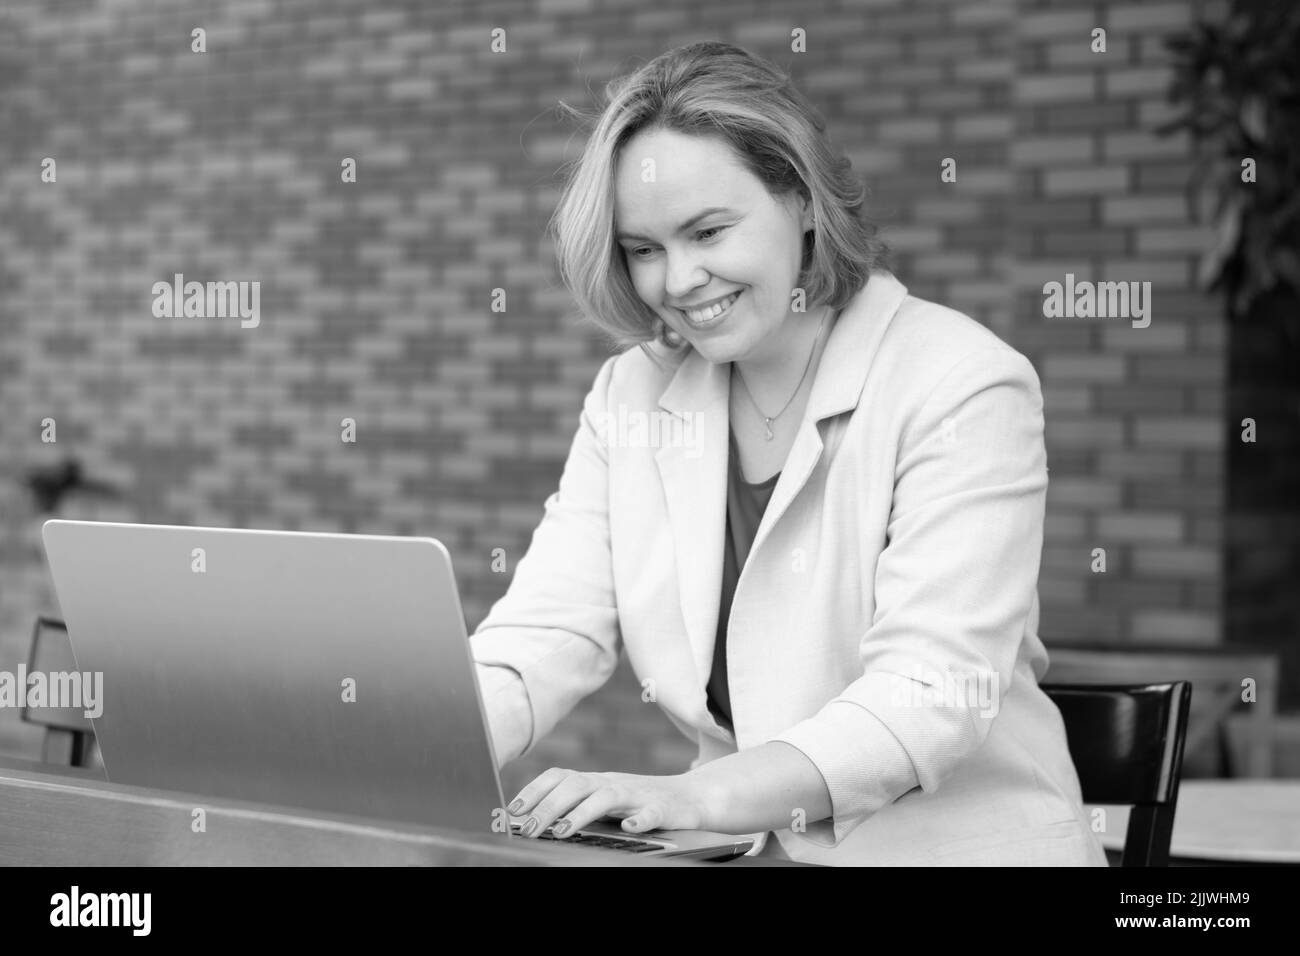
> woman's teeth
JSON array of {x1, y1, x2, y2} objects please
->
[{"x1": 683, "y1": 292, "x2": 739, "y2": 324}]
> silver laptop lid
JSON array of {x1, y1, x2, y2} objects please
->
[{"x1": 41, "y1": 520, "x2": 504, "y2": 833}]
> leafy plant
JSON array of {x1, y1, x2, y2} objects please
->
[{"x1": 1158, "y1": 0, "x2": 1300, "y2": 327}]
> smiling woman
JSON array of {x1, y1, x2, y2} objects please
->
[
  {"x1": 548, "y1": 42, "x2": 884, "y2": 364},
  {"x1": 470, "y1": 41, "x2": 1107, "y2": 867}
]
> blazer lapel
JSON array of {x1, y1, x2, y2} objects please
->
[
  {"x1": 655, "y1": 354, "x2": 730, "y2": 699},
  {"x1": 752, "y1": 271, "x2": 910, "y2": 555}
]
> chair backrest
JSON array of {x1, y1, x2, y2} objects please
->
[
  {"x1": 20, "y1": 616, "x2": 98, "y2": 768},
  {"x1": 1041, "y1": 682, "x2": 1192, "y2": 867},
  {"x1": 1046, "y1": 645, "x2": 1277, "y2": 777}
]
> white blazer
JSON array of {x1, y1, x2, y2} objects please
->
[{"x1": 472, "y1": 270, "x2": 1108, "y2": 866}]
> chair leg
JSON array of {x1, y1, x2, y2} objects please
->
[{"x1": 1124, "y1": 805, "x2": 1175, "y2": 866}]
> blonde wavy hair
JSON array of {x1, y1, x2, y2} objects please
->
[{"x1": 547, "y1": 41, "x2": 890, "y2": 364}]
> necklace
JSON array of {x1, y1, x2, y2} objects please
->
[{"x1": 733, "y1": 307, "x2": 832, "y2": 440}]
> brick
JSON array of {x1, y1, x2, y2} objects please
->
[
  {"x1": 1096, "y1": 511, "x2": 1185, "y2": 543},
  {"x1": 1104, "y1": 66, "x2": 1174, "y2": 98},
  {"x1": 1192, "y1": 388, "x2": 1224, "y2": 415},
  {"x1": 1134, "y1": 160, "x2": 1196, "y2": 191},
  {"x1": 1099, "y1": 324, "x2": 1189, "y2": 351},
  {"x1": 1131, "y1": 545, "x2": 1220, "y2": 578},
  {"x1": 1039, "y1": 606, "x2": 1124, "y2": 642},
  {"x1": 1040, "y1": 101, "x2": 1131, "y2": 132},
  {"x1": 538, "y1": 0, "x2": 595, "y2": 13},
  {"x1": 1136, "y1": 226, "x2": 1217, "y2": 255},
  {"x1": 1091, "y1": 260, "x2": 1190, "y2": 285},
  {"x1": 1100, "y1": 195, "x2": 1188, "y2": 224},
  {"x1": 1042, "y1": 355, "x2": 1127, "y2": 382},
  {"x1": 1042, "y1": 227, "x2": 1130, "y2": 256},
  {"x1": 1018, "y1": 10, "x2": 1097, "y2": 38},
  {"x1": 1138, "y1": 98, "x2": 1182, "y2": 127},
  {"x1": 1130, "y1": 609, "x2": 1219, "y2": 645},
  {"x1": 1190, "y1": 452, "x2": 1224, "y2": 482},
  {"x1": 913, "y1": 198, "x2": 986, "y2": 223},
  {"x1": 1047, "y1": 419, "x2": 1126, "y2": 447},
  {"x1": 1045, "y1": 512, "x2": 1088, "y2": 542},
  {"x1": 1037, "y1": 576, "x2": 1089, "y2": 605},
  {"x1": 912, "y1": 35, "x2": 982, "y2": 60},
  {"x1": 1014, "y1": 198, "x2": 1094, "y2": 224},
  {"x1": 1094, "y1": 579, "x2": 1186, "y2": 607},
  {"x1": 954, "y1": 58, "x2": 1014, "y2": 82},
  {"x1": 1136, "y1": 34, "x2": 1178, "y2": 65},
  {"x1": 1010, "y1": 260, "x2": 1093, "y2": 289},
  {"x1": 805, "y1": 65, "x2": 871, "y2": 94},
  {"x1": 1102, "y1": 130, "x2": 1189, "y2": 161},
  {"x1": 912, "y1": 252, "x2": 981, "y2": 277},
  {"x1": 1097, "y1": 450, "x2": 1183, "y2": 478},
  {"x1": 879, "y1": 63, "x2": 945, "y2": 86},
  {"x1": 1016, "y1": 72, "x2": 1100, "y2": 103},
  {"x1": 1042, "y1": 544, "x2": 1101, "y2": 573},
  {"x1": 916, "y1": 87, "x2": 987, "y2": 112},
  {"x1": 845, "y1": 90, "x2": 909, "y2": 114},
  {"x1": 1045, "y1": 37, "x2": 1126, "y2": 68},
  {"x1": 1130, "y1": 480, "x2": 1222, "y2": 511},
  {"x1": 1095, "y1": 384, "x2": 1186, "y2": 414},
  {"x1": 874, "y1": 7, "x2": 948, "y2": 33},
  {"x1": 1133, "y1": 416, "x2": 1220, "y2": 449},
  {"x1": 877, "y1": 117, "x2": 943, "y2": 142},
  {"x1": 1042, "y1": 165, "x2": 1131, "y2": 196},
  {"x1": 953, "y1": 113, "x2": 1014, "y2": 140},
  {"x1": 1042, "y1": 385, "x2": 1093, "y2": 413},
  {"x1": 884, "y1": 225, "x2": 943, "y2": 249},
  {"x1": 952, "y1": 2, "x2": 1013, "y2": 27},
  {"x1": 1047, "y1": 477, "x2": 1123, "y2": 508},
  {"x1": 1134, "y1": 355, "x2": 1222, "y2": 383},
  {"x1": 1009, "y1": 134, "x2": 1096, "y2": 165},
  {"x1": 1108, "y1": 3, "x2": 1195, "y2": 31},
  {"x1": 948, "y1": 280, "x2": 1009, "y2": 305}
]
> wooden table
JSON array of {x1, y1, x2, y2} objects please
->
[{"x1": 1089, "y1": 780, "x2": 1300, "y2": 865}]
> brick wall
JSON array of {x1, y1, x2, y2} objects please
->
[
  {"x1": 0, "y1": 0, "x2": 1249, "y2": 794},
  {"x1": 1011, "y1": 0, "x2": 1228, "y2": 660}
]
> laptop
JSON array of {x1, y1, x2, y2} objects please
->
[{"x1": 40, "y1": 520, "x2": 753, "y2": 861}]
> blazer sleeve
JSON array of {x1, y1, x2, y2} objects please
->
[
  {"x1": 768, "y1": 346, "x2": 1049, "y2": 847},
  {"x1": 470, "y1": 354, "x2": 623, "y2": 762}
]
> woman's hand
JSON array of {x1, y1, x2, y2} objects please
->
[{"x1": 507, "y1": 768, "x2": 720, "y2": 839}]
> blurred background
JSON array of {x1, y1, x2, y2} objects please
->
[{"x1": 1, "y1": 0, "x2": 1296, "y2": 804}]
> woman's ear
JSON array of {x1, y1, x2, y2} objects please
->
[{"x1": 799, "y1": 197, "x2": 816, "y2": 234}]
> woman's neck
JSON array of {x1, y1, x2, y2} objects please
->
[{"x1": 731, "y1": 304, "x2": 835, "y2": 413}]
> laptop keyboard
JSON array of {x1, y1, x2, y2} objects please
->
[{"x1": 509, "y1": 821, "x2": 664, "y2": 853}]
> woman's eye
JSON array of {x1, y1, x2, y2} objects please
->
[{"x1": 628, "y1": 226, "x2": 728, "y2": 260}]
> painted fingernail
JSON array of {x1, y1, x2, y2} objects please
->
[
  {"x1": 508, "y1": 799, "x2": 524, "y2": 814},
  {"x1": 553, "y1": 820, "x2": 571, "y2": 837},
  {"x1": 522, "y1": 817, "x2": 538, "y2": 837}
]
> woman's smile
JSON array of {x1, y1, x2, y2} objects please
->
[{"x1": 678, "y1": 289, "x2": 742, "y2": 331}]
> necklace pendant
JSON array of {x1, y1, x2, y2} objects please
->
[{"x1": 763, "y1": 418, "x2": 774, "y2": 440}]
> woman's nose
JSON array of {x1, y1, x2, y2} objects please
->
[{"x1": 664, "y1": 251, "x2": 708, "y2": 302}]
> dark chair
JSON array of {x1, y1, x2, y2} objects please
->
[
  {"x1": 1041, "y1": 682, "x2": 1192, "y2": 867},
  {"x1": 1045, "y1": 645, "x2": 1277, "y2": 776},
  {"x1": 19, "y1": 616, "x2": 99, "y2": 768}
]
